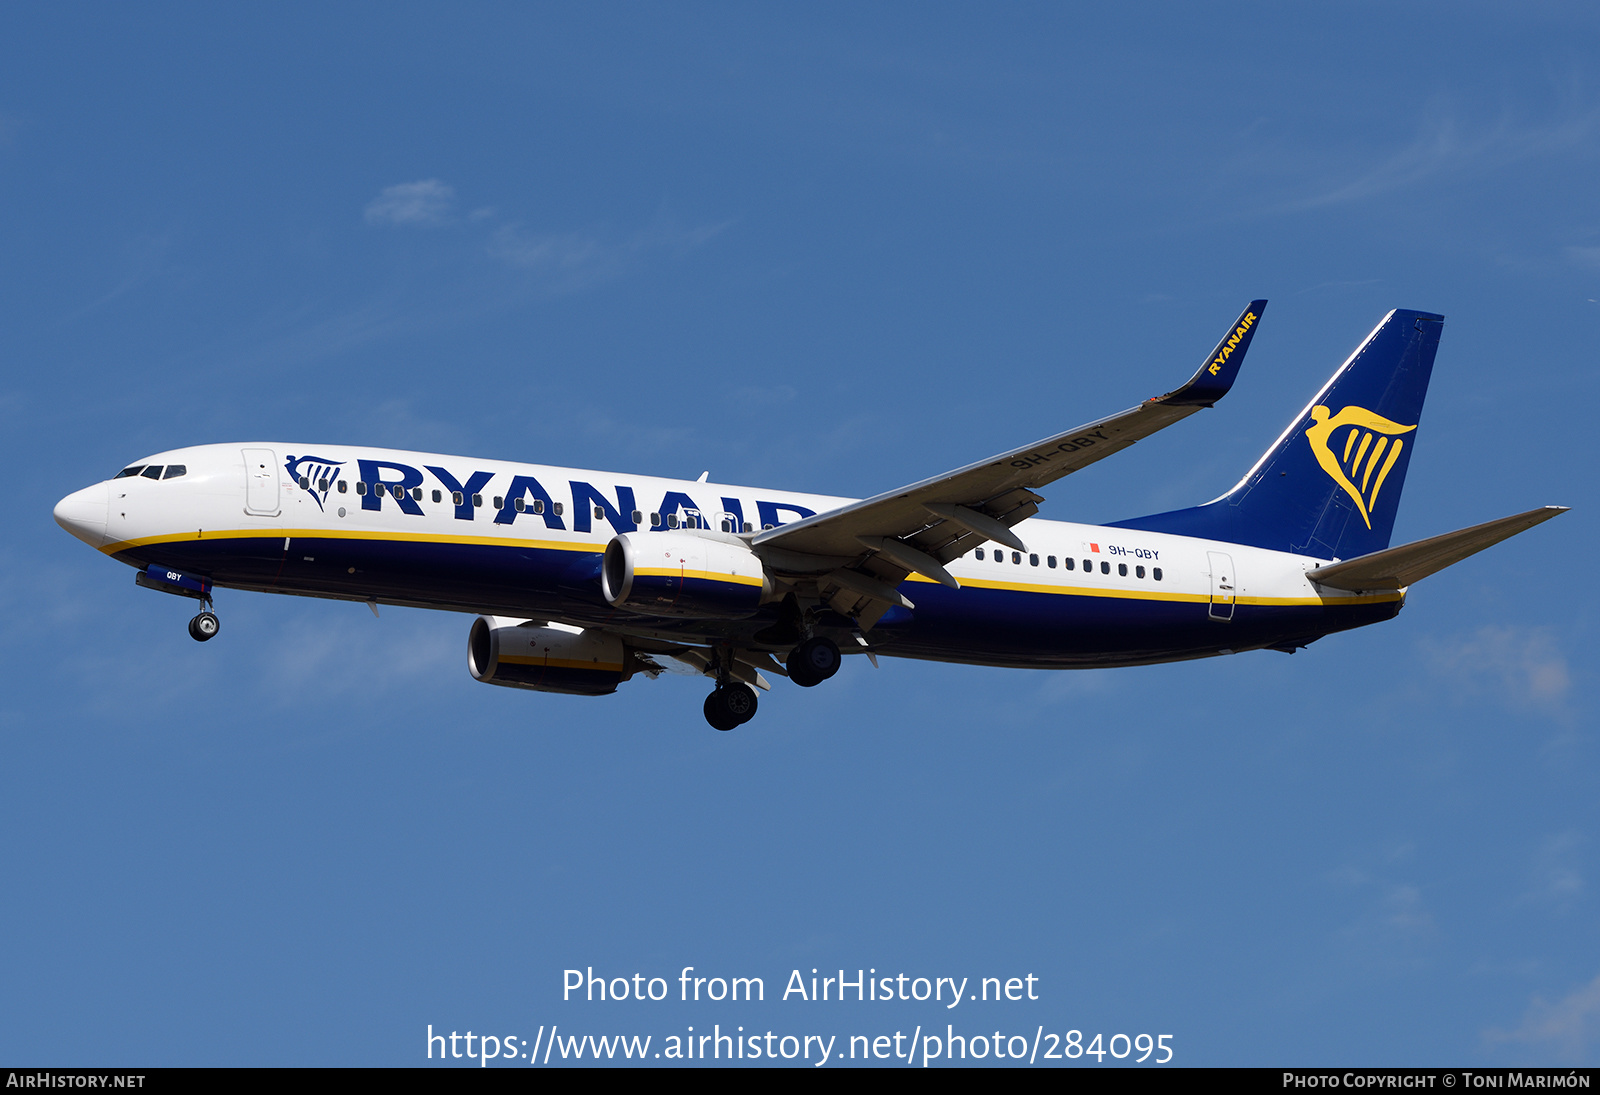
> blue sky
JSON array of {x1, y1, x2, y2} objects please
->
[{"x1": 3, "y1": 3, "x2": 1596, "y2": 1067}]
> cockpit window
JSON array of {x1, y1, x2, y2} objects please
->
[
  {"x1": 140, "y1": 465, "x2": 164, "y2": 480},
  {"x1": 163, "y1": 465, "x2": 186, "y2": 479},
  {"x1": 114, "y1": 466, "x2": 145, "y2": 479}
]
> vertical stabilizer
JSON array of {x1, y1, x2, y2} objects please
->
[{"x1": 1109, "y1": 309, "x2": 1444, "y2": 559}]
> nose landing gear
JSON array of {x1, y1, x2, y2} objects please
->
[{"x1": 188, "y1": 610, "x2": 220, "y2": 642}]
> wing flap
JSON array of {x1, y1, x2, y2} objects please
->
[{"x1": 1307, "y1": 506, "x2": 1568, "y2": 591}]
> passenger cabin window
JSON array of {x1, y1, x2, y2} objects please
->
[
  {"x1": 337, "y1": 481, "x2": 348, "y2": 493},
  {"x1": 514, "y1": 498, "x2": 526, "y2": 512},
  {"x1": 141, "y1": 465, "x2": 163, "y2": 480},
  {"x1": 318, "y1": 478, "x2": 329, "y2": 492},
  {"x1": 299, "y1": 476, "x2": 310, "y2": 488},
  {"x1": 1153, "y1": 567, "x2": 1163, "y2": 581},
  {"x1": 667, "y1": 514, "x2": 679, "y2": 529},
  {"x1": 412, "y1": 487, "x2": 423, "y2": 500},
  {"x1": 553, "y1": 502, "x2": 564, "y2": 516},
  {"x1": 452, "y1": 491, "x2": 463, "y2": 506},
  {"x1": 432, "y1": 489, "x2": 442, "y2": 503},
  {"x1": 1101, "y1": 561, "x2": 1110, "y2": 574},
  {"x1": 1118, "y1": 563, "x2": 1128, "y2": 577},
  {"x1": 392, "y1": 485, "x2": 405, "y2": 500},
  {"x1": 594, "y1": 506, "x2": 605, "y2": 520},
  {"x1": 1047, "y1": 556, "x2": 1056, "y2": 568},
  {"x1": 632, "y1": 510, "x2": 644, "y2": 524},
  {"x1": 471, "y1": 494, "x2": 482, "y2": 507},
  {"x1": 1012, "y1": 551, "x2": 1021, "y2": 564},
  {"x1": 356, "y1": 482, "x2": 367, "y2": 495},
  {"x1": 1082, "y1": 558, "x2": 1091, "y2": 571},
  {"x1": 1064, "y1": 557, "x2": 1074, "y2": 570},
  {"x1": 1030, "y1": 554, "x2": 1039, "y2": 566},
  {"x1": 1136, "y1": 566, "x2": 1145, "y2": 579},
  {"x1": 114, "y1": 466, "x2": 145, "y2": 479},
  {"x1": 975, "y1": 548, "x2": 985, "y2": 560},
  {"x1": 743, "y1": 523, "x2": 753, "y2": 533},
  {"x1": 493, "y1": 496, "x2": 504, "y2": 509},
  {"x1": 531, "y1": 499, "x2": 544, "y2": 514}
]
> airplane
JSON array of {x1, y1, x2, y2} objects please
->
[{"x1": 53, "y1": 302, "x2": 1566, "y2": 730}]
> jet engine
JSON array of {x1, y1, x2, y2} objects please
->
[
  {"x1": 601, "y1": 531, "x2": 773, "y2": 618},
  {"x1": 468, "y1": 616, "x2": 633, "y2": 696}
]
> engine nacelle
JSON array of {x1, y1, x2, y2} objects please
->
[
  {"x1": 468, "y1": 616, "x2": 631, "y2": 696},
  {"x1": 601, "y1": 531, "x2": 773, "y2": 618}
]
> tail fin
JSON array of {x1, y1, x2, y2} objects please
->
[{"x1": 1109, "y1": 308, "x2": 1445, "y2": 559}]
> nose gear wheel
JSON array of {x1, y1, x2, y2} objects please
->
[{"x1": 188, "y1": 611, "x2": 220, "y2": 642}]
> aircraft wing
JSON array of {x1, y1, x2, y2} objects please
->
[
  {"x1": 752, "y1": 300, "x2": 1267, "y2": 626},
  {"x1": 1306, "y1": 506, "x2": 1568, "y2": 592}
]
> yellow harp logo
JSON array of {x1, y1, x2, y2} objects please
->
[{"x1": 1305, "y1": 405, "x2": 1416, "y2": 529}]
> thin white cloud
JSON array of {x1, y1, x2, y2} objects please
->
[
  {"x1": 1422, "y1": 625, "x2": 1573, "y2": 716},
  {"x1": 729, "y1": 384, "x2": 798, "y2": 408},
  {"x1": 66, "y1": 232, "x2": 174, "y2": 318},
  {"x1": 487, "y1": 216, "x2": 732, "y2": 292},
  {"x1": 364, "y1": 179, "x2": 456, "y2": 226},
  {"x1": 1567, "y1": 246, "x2": 1600, "y2": 270},
  {"x1": 1329, "y1": 864, "x2": 1437, "y2": 936},
  {"x1": 1486, "y1": 972, "x2": 1600, "y2": 1062},
  {"x1": 267, "y1": 607, "x2": 457, "y2": 706},
  {"x1": 1519, "y1": 831, "x2": 1585, "y2": 913},
  {"x1": 1275, "y1": 101, "x2": 1598, "y2": 214}
]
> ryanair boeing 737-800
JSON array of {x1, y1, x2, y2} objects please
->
[{"x1": 53, "y1": 303, "x2": 1566, "y2": 729}]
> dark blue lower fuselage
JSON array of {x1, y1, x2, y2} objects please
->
[{"x1": 113, "y1": 532, "x2": 1401, "y2": 669}]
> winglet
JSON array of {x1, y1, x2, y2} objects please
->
[{"x1": 1153, "y1": 299, "x2": 1268, "y2": 408}]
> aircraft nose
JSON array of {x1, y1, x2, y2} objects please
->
[{"x1": 54, "y1": 482, "x2": 109, "y2": 548}]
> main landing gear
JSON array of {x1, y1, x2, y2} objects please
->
[
  {"x1": 704, "y1": 683, "x2": 758, "y2": 731},
  {"x1": 786, "y1": 636, "x2": 841, "y2": 688},
  {"x1": 698, "y1": 634, "x2": 842, "y2": 731}
]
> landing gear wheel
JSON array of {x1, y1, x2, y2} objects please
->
[
  {"x1": 786, "y1": 637, "x2": 840, "y2": 688},
  {"x1": 188, "y1": 611, "x2": 220, "y2": 642},
  {"x1": 704, "y1": 684, "x2": 758, "y2": 730}
]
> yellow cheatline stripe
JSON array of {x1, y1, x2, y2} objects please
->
[
  {"x1": 108, "y1": 528, "x2": 1399, "y2": 609},
  {"x1": 910, "y1": 572, "x2": 1401, "y2": 607},
  {"x1": 101, "y1": 527, "x2": 604, "y2": 556},
  {"x1": 499, "y1": 656, "x2": 624, "y2": 672},
  {"x1": 634, "y1": 567, "x2": 764, "y2": 587}
]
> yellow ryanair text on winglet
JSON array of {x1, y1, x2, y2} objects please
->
[
  {"x1": 1207, "y1": 311, "x2": 1258, "y2": 375},
  {"x1": 1305, "y1": 405, "x2": 1417, "y2": 529}
]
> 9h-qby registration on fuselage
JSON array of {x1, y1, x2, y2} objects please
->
[{"x1": 54, "y1": 303, "x2": 1566, "y2": 730}]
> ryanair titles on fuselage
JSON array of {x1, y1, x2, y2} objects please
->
[{"x1": 285, "y1": 452, "x2": 822, "y2": 536}]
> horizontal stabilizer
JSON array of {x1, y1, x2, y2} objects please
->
[{"x1": 1307, "y1": 506, "x2": 1568, "y2": 592}]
